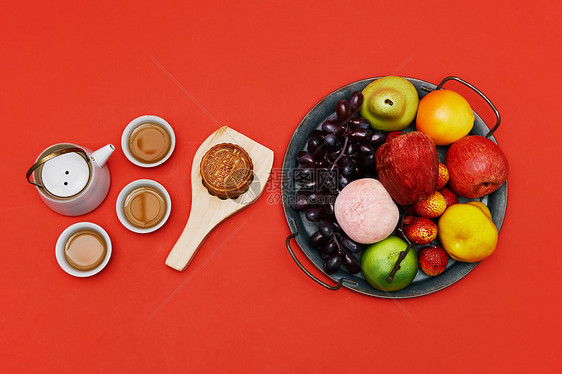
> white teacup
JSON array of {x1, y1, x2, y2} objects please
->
[
  {"x1": 121, "y1": 115, "x2": 175, "y2": 167},
  {"x1": 55, "y1": 222, "x2": 112, "y2": 277},
  {"x1": 116, "y1": 179, "x2": 172, "y2": 234}
]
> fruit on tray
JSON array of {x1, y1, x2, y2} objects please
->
[
  {"x1": 334, "y1": 178, "x2": 399, "y2": 244},
  {"x1": 360, "y1": 76, "x2": 419, "y2": 131},
  {"x1": 438, "y1": 202, "x2": 498, "y2": 262},
  {"x1": 291, "y1": 76, "x2": 507, "y2": 293},
  {"x1": 446, "y1": 135, "x2": 509, "y2": 198},
  {"x1": 404, "y1": 217, "x2": 438, "y2": 245},
  {"x1": 416, "y1": 89, "x2": 475, "y2": 146},
  {"x1": 436, "y1": 163, "x2": 449, "y2": 190},
  {"x1": 361, "y1": 236, "x2": 418, "y2": 291},
  {"x1": 419, "y1": 245, "x2": 449, "y2": 276},
  {"x1": 375, "y1": 131, "x2": 439, "y2": 205},
  {"x1": 439, "y1": 187, "x2": 458, "y2": 208},
  {"x1": 413, "y1": 190, "x2": 447, "y2": 218}
]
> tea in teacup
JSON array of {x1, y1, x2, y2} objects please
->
[
  {"x1": 127, "y1": 122, "x2": 172, "y2": 164},
  {"x1": 64, "y1": 229, "x2": 108, "y2": 271},
  {"x1": 122, "y1": 185, "x2": 167, "y2": 229}
]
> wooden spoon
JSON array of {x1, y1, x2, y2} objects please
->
[{"x1": 165, "y1": 126, "x2": 274, "y2": 271}]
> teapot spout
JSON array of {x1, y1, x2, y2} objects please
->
[{"x1": 91, "y1": 144, "x2": 115, "y2": 167}]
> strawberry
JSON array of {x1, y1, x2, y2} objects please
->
[
  {"x1": 419, "y1": 245, "x2": 449, "y2": 276},
  {"x1": 439, "y1": 187, "x2": 458, "y2": 208},
  {"x1": 404, "y1": 217, "x2": 437, "y2": 245},
  {"x1": 437, "y1": 163, "x2": 449, "y2": 190},
  {"x1": 413, "y1": 191, "x2": 447, "y2": 218}
]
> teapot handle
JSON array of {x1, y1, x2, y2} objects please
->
[{"x1": 26, "y1": 147, "x2": 87, "y2": 189}]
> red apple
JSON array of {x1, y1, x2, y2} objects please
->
[
  {"x1": 445, "y1": 135, "x2": 508, "y2": 198},
  {"x1": 375, "y1": 131, "x2": 439, "y2": 206}
]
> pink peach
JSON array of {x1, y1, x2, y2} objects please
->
[{"x1": 334, "y1": 178, "x2": 399, "y2": 244}]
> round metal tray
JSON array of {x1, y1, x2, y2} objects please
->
[{"x1": 282, "y1": 76, "x2": 508, "y2": 298}]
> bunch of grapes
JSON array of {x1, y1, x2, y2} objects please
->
[{"x1": 290, "y1": 91, "x2": 388, "y2": 274}]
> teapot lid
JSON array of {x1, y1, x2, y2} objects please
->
[{"x1": 40, "y1": 152, "x2": 90, "y2": 197}]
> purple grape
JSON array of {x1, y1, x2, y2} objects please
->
[
  {"x1": 307, "y1": 136, "x2": 325, "y2": 155},
  {"x1": 318, "y1": 217, "x2": 334, "y2": 237},
  {"x1": 322, "y1": 121, "x2": 345, "y2": 136},
  {"x1": 309, "y1": 230, "x2": 328, "y2": 248},
  {"x1": 324, "y1": 196, "x2": 335, "y2": 216},
  {"x1": 305, "y1": 206, "x2": 323, "y2": 222},
  {"x1": 356, "y1": 153, "x2": 375, "y2": 171},
  {"x1": 290, "y1": 194, "x2": 310, "y2": 211},
  {"x1": 319, "y1": 241, "x2": 337, "y2": 260},
  {"x1": 339, "y1": 157, "x2": 355, "y2": 178},
  {"x1": 324, "y1": 133, "x2": 337, "y2": 147},
  {"x1": 323, "y1": 116, "x2": 339, "y2": 126},
  {"x1": 324, "y1": 251, "x2": 342, "y2": 274},
  {"x1": 343, "y1": 253, "x2": 361, "y2": 273},
  {"x1": 328, "y1": 149, "x2": 342, "y2": 162},
  {"x1": 350, "y1": 117, "x2": 371, "y2": 129},
  {"x1": 295, "y1": 163, "x2": 316, "y2": 178},
  {"x1": 359, "y1": 143, "x2": 375, "y2": 155},
  {"x1": 339, "y1": 235, "x2": 362, "y2": 253},
  {"x1": 348, "y1": 128, "x2": 370, "y2": 143},
  {"x1": 349, "y1": 91, "x2": 364, "y2": 114},
  {"x1": 324, "y1": 134, "x2": 344, "y2": 150},
  {"x1": 369, "y1": 130, "x2": 387, "y2": 147},
  {"x1": 296, "y1": 151, "x2": 315, "y2": 165},
  {"x1": 297, "y1": 179, "x2": 318, "y2": 190},
  {"x1": 294, "y1": 169, "x2": 311, "y2": 183},
  {"x1": 320, "y1": 172, "x2": 338, "y2": 193},
  {"x1": 336, "y1": 100, "x2": 351, "y2": 123},
  {"x1": 345, "y1": 142, "x2": 357, "y2": 156},
  {"x1": 305, "y1": 191, "x2": 321, "y2": 205}
]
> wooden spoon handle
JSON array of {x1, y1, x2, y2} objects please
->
[{"x1": 165, "y1": 211, "x2": 218, "y2": 271}]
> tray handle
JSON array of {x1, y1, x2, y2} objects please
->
[
  {"x1": 435, "y1": 76, "x2": 501, "y2": 138},
  {"x1": 286, "y1": 218, "x2": 357, "y2": 291}
]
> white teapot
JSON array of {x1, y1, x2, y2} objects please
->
[{"x1": 26, "y1": 143, "x2": 114, "y2": 216}]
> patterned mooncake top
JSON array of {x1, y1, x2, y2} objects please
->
[{"x1": 200, "y1": 143, "x2": 253, "y2": 199}]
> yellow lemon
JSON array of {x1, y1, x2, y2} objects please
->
[{"x1": 437, "y1": 203, "x2": 498, "y2": 262}]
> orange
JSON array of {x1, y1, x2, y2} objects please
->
[{"x1": 416, "y1": 89, "x2": 475, "y2": 146}]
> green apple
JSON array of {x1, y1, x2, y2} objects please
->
[
  {"x1": 361, "y1": 236, "x2": 418, "y2": 292},
  {"x1": 360, "y1": 76, "x2": 419, "y2": 131}
]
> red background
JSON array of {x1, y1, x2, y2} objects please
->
[{"x1": 2, "y1": 1, "x2": 561, "y2": 372}]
